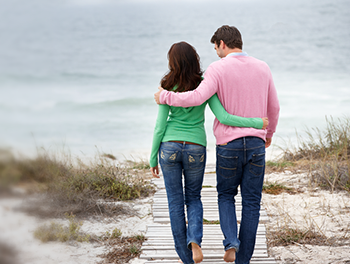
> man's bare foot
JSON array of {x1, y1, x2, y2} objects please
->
[
  {"x1": 191, "y1": 243, "x2": 203, "y2": 263},
  {"x1": 223, "y1": 248, "x2": 236, "y2": 262},
  {"x1": 178, "y1": 259, "x2": 183, "y2": 263}
]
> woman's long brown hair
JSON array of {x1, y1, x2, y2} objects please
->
[{"x1": 161, "y1": 42, "x2": 203, "y2": 93}]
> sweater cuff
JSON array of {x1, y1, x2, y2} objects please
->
[
  {"x1": 159, "y1": 90, "x2": 167, "y2": 104},
  {"x1": 149, "y1": 159, "x2": 158, "y2": 168},
  {"x1": 266, "y1": 132, "x2": 273, "y2": 139}
]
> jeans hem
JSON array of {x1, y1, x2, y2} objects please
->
[
  {"x1": 187, "y1": 240, "x2": 201, "y2": 250},
  {"x1": 225, "y1": 245, "x2": 239, "y2": 253}
]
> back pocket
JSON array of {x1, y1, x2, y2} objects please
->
[
  {"x1": 187, "y1": 152, "x2": 206, "y2": 169},
  {"x1": 217, "y1": 154, "x2": 238, "y2": 179},
  {"x1": 160, "y1": 149, "x2": 178, "y2": 167},
  {"x1": 249, "y1": 152, "x2": 265, "y2": 176}
]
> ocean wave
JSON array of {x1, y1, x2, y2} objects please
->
[
  {"x1": 0, "y1": 74, "x2": 56, "y2": 84},
  {"x1": 0, "y1": 95, "x2": 154, "y2": 114},
  {"x1": 56, "y1": 97, "x2": 155, "y2": 111},
  {"x1": 59, "y1": 71, "x2": 123, "y2": 81},
  {"x1": 0, "y1": 71, "x2": 141, "y2": 86}
]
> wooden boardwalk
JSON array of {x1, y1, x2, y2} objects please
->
[{"x1": 140, "y1": 165, "x2": 276, "y2": 264}]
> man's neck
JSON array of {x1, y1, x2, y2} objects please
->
[{"x1": 226, "y1": 48, "x2": 242, "y2": 56}]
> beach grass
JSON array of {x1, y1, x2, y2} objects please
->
[
  {"x1": 34, "y1": 213, "x2": 91, "y2": 243},
  {"x1": 97, "y1": 231, "x2": 146, "y2": 264},
  {"x1": 270, "y1": 116, "x2": 350, "y2": 193},
  {"x1": 0, "y1": 149, "x2": 154, "y2": 262},
  {"x1": 267, "y1": 227, "x2": 328, "y2": 247},
  {"x1": 265, "y1": 195, "x2": 350, "y2": 248},
  {"x1": 262, "y1": 181, "x2": 297, "y2": 195},
  {"x1": 264, "y1": 117, "x2": 350, "y2": 248},
  {"x1": 265, "y1": 160, "x2": 295, "y2": 172},
  {"x1": 0, "y1": 149, "x2": 155, "y2": 217}
]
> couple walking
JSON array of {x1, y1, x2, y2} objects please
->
[{"x1": 150, "y1": 25, "x2": 280, "y2": 264}]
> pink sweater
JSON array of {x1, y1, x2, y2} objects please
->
[{"x1": 159, "y1": 53, "x2": 280, "y2": 145}]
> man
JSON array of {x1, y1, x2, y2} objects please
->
[{"x1": 154, "y1": 25, "x2": 279, "y2": 264}]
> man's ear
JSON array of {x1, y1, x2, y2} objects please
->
[{"x1": 220, "y1": 40, "x2": 226, "y2": 49}]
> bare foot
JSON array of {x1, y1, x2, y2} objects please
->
[
  {"x1": 191, "y1": 243, "x2": 203, "y2": 263},
  {"x1": 223, "y1": 248, "x2": 236, "y2": 262},
  {"x1": 178, "y1": 259, "x2": 183, "y2": 263}
]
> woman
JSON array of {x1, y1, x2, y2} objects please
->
[{"x1": 150, "y1": 42, "x2": 268, "y2": 264}]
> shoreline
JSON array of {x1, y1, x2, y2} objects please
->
[{"x1": 0, "y1": 140, "x2": 283, "y2": 167}]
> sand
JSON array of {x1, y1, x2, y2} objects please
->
[
  {"x1": 264, "y1": 171, "x2": 350, "y2": 263},
  {"x1": 0, "y1": 196, "x2": 154, "y2": 264}
]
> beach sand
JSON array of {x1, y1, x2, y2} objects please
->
[
  {"x1": 1, "y1": 169, "x2": 349, "y2": 263},
  {"x1": 264, "y1": 171, "x2": 350, "y2": 263},
  {"x1": 0, "y1": 195, "x2": 154, "y2": 264}
]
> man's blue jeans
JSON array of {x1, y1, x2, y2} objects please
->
[
  {"x1": 216, "y1": 137, "x2": 265, "y2": 264},
  {"x1": 159, "y1": 141, "x2": 206, "y2": 264}
]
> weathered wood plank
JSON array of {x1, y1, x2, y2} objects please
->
[
  {"x1": 145, "y1": 223, "x2": 266, "y2": 232},
  {"x1": 146, "y1": 224, "x2": 265, "y2": 229},
  {"x1": 153, "y1": 215, "x2": 269, "y2": 223},
  {"x1": 144, "y1": 259, "x2": 277, "y2": 264},
  {"x1": 141, "y1": 244, "x2": 267, "y2": 250},
  {"x1": 140, "y1": 250, "x2": 268, "y2": 259},
  {"x1": 143, "y1": 171, "x2": 276, "y2": 264}
]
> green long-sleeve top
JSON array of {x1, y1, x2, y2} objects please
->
[{"x1": 150, "y1": 93, "x2": 263, "y2": 167}]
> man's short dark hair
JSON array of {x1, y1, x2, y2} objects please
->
[{"x1": 210, "y1": 25, "x2": 243, "y2": 50}]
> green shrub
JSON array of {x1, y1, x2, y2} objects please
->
[
  {"x1": 263, "y1": 181, "x2": 296, "y2": 195},
  {"x1": 103, "y1": 228, "x2": 123, "y2": 239},
  {"x1": 266, "y1": 160, "x2": 295, "y2": 172},
  {"x1": 203, "y1": 218, "x2": 220, "y2": 225}
]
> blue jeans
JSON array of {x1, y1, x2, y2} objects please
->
[
  {"x1": 159, "y1": 141, "x2": 206, "y2": 264},
  {"x1": 216, "y1": 137, "x2": 265, "y2": 264}
]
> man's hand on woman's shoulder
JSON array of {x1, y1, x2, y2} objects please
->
[{"x1": 154, "y1": 86, "x2": 164, "y2": 104}]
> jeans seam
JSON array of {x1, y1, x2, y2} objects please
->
[
  {"x1": 217, "y1": 145, "x2": 264, "y2": 151},
  {"x1": 246, "y1": 145, "x2": 265, "y2": 150}
]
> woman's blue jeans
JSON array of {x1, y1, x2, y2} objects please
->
[
  {"x1": 216, "y1": 137, "x2": 265, "y2": 264},
  {"x1": 159, "y1": 141, "x2": 206, "y2": 264}
]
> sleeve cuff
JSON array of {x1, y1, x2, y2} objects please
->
[
  {"x1": 266, "y1": 132, "x2": 273, "y2": 138},
  {"x1": 149, "y1": 159, "x2": 158, "y2": 168},
  {"x1": 159, "y1": 90, "x2": 167, "y2": 104}
]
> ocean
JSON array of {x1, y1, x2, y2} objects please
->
[{"x1": 1, "y1": 0, "x2": 349, "y2": 163}]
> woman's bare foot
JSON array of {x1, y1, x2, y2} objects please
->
[
  {"x1": 223, "y1": 248, "x2": 236, "y2": 262},
  {"x1": 191, "y1": 243, "x2": 203, "y2": 263}
]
